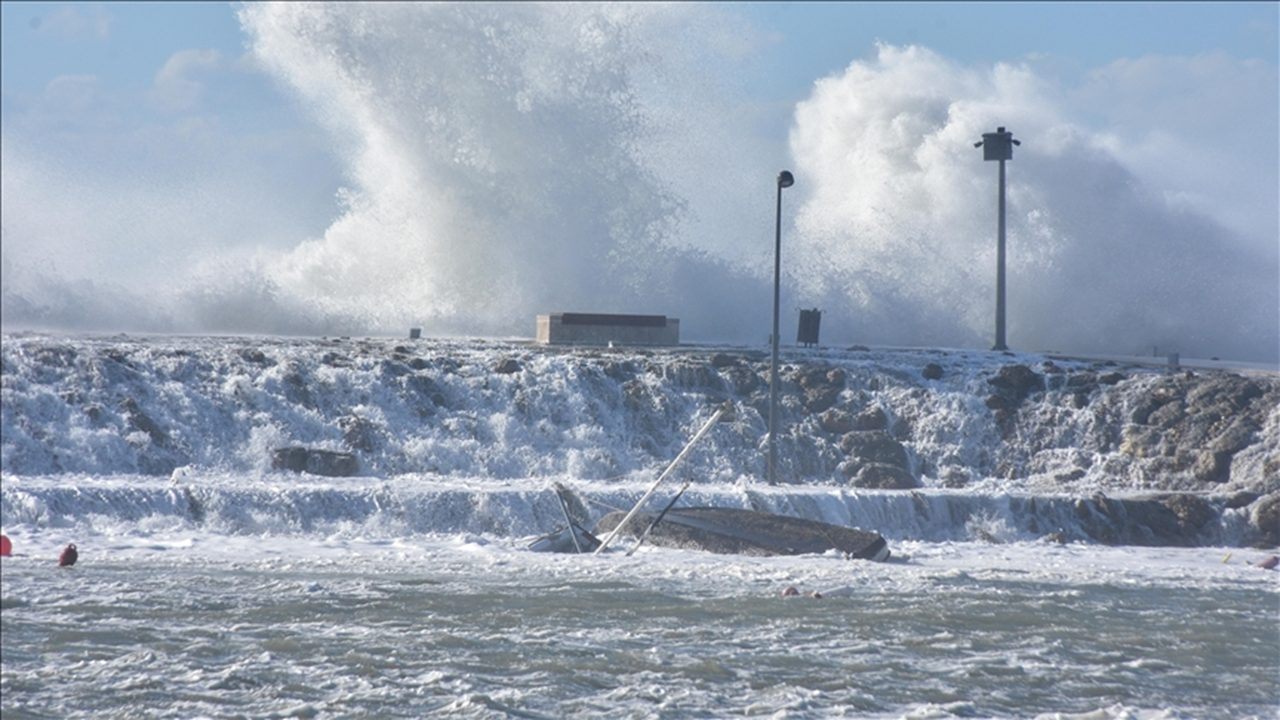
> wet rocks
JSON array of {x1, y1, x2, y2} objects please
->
[
  {"x1": 840, "y1": 430, "x2": 909, "y2": 468},
  {"x1": 1253, "y1": 494, "x2": 1280, "y2": 546},
  {"x1": 796, "y1": 367, "x2": 845, "y2": 414},
  {"x1": 818, "y1": 408, "x2": 854, "y2": 434},
  {"x1": 848, "y1": 462, "x2": 918, "y2": 489},
  {"x1": 271, "y1": 447, "x2": 359, "y2": 477},
  {"x1": 1118, "y1": 371, "x2": 1277, "y2": 488},
  {"x1": 119, "y1": 397, "x2": 168, "y2": 446},
  {"x1": 839, "y1": 430, "x2": 917, "y2": 488},
  {"x1": 718, "y1": 365, "x2": 761, "y2": 395},
  {"x1": 988, "y1": 364, "x2": 1045, "y2": 403},
  {"x1": 921, "y1": 363, "x2": 944, "y2": 380},
  {"x1": 493, "y1": 357, "x2": 522, "y2": 374}
]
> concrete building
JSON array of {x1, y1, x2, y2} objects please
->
[{"x1": 536, "y1": 313, "x2": 679, "y2": 346}]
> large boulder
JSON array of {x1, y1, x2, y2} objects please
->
[
  {"x1": 840, "y1": 430, "x2": 909, "y2": 469},
  {"x1": 272, "y1": 447, "x2": 360, "y2": 477},
  {"x1": 849, "y1": 462, "x2": 919, "y2": 490},
  {"x1": 987, "y1": 364, "x2": 1045, "y2": 404},
  {"x1": 796, "y1": 366, "x2": 846, "y2": 414},
  {"x1": 1253, "y1": 494, "x2": 1280, "y2": 547}
]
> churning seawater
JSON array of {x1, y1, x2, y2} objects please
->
[{"x1": 3, "y1": 536, "x2": 1276, "y2": 719}]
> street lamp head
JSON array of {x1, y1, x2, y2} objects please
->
[
  {"x1": 978, "y1": 127, "x2": 1017, "y2": 162},
  {"x1": 777, "y1": 171, "x2": 794, "y2": 189}
]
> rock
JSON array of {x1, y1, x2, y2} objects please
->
[
  {"x1": 819, "y1": 408, "x2": 854, "y2": 434},
  {"x1": 1253, "y1": 494, "x2": 1280, "y2": 545},
  {"x1": 339, "y1": 415, "x2": 379, "y2": 452},
  {"x1": 119, "y1": 397, "x2": 168, "y2": 446},
  {"x1": 708, "y1": 353, "x2": 740, "y2": 368},
  {"x1": 658, "y1": 360, "x2": 723, "y2": 389},
  {"x1": 1225, "y1": 492, "x2": 1261, "y2": 510},
  {"x1": 1098, "y1": 372, "x2": 1125, "y2": 385},
  {"x1": 850, "y1": 462, "x2": 918, "y2": 490},
  {"x1": 493, "y1": 358, "x2": 522, "y2": 374},
  {"x1": 272, "y1": 447, "x2": 359, "y2": 477},
  {"x1": 794, "y1": 366, "x2": 845, "y2": 413},
  {"x1": 1186, "y1": 375, "x2": 1263, "y2": 410},
  {"x1": 1162, "y1": 494, "x2": 1214, "y2": 533},
  {"x1": 1192, "y1": 449, "x2": 1233, "y2": 484},
  {"x1": 839, "y1": 430, "x2": 909, "y2": 470},
  {"x1": 1146, "y1": 401, "x2": 1186, "y2": 428},
  {"x1": 803, "y1": 385, "x2": 842, "y2": 414},
  {"x1": 854, "y1": 406, "x2": 888, "y2": 431},
  {"x1": 719, "y1": 365, "x2": 760, "y2": 395},
  {"x1": 921, "y1": 363, "x2": 944, "y2": 380},
  {"x1": 1075, "y1": 494, "x2": 1219, "y2": 547},
  {"x1": 940, "y1": 466, "x2": 970, "y2": 488},
  {"x1": 987, "y1": 364, "x2": 1045, "y2": 402}
]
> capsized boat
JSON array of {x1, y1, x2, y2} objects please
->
[
  {"x1": 528, "y1": 402, "x2": 890, "y2": 561},
  {"x1": 594, "y1": 506, "x2": 890, "y2": 561}
]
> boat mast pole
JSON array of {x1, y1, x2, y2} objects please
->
[{"x1": 594, "y1": 403, "x2": 729, "y2": 554}]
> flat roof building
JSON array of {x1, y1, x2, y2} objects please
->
[{"x1": 536, "y1": 313, "x2": 679, "y2": 346}]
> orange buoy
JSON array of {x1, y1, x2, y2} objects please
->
[
  {"x1": 58, "y1": 543, "x2": 78, "y2": 567},
  {"x1": 0, "y1": 534, "x2": 11, "y2": 556}
]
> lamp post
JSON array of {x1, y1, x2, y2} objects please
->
[
  {"x1": 768, "y1": 170, "x2": 794, "y2": 485},
  {"x1": 974, "y1": 126, "x2": 1020, "y2": 351}
]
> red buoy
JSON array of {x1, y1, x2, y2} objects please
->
[
  {"x1": 58, "y1": 543, "x2": 78, "y2": 567},
  {"x1": 0, "y1": 535, "x2": 11, "y2": 556}
]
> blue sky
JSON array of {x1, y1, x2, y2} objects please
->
[
  {"x1": 3, "y1": 3, "x2": 1276, "y2": 100},
  {"x1": 1, "y1": 3, "x2": 1277, "y2": 361}
]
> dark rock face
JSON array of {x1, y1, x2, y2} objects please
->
[
  {"x1": 819, "y1": 408, "x2": 854, "y2": 434},
  {"x1": 850, "y1": 462, "x2": 919, "y2": 489},
  {"x1": 1118, "y1": 372, "x2": 1277, "y2": 487},
  {"x1": 1074, "y1": 494, "x2": 1197, "y2": 546},
  {"x1": 1254, "y1": 494, "x2": 1280, "y2": 546},
  {"x1": 1162, "y1": 494, "x2": 1214, "y2": 534},
  {"x1": 840, "y1": 430, "x2": 909, "y2": 469},
  {"x1": 272, "y1": 447, "x2": 359, "y2": 477},
  {"x1": 119, "y1": 397, "x2": 168, "y2": 446},
  {"x1": 493, "y1": 358, "x2": 522, "y2": 374},
  {"x1": 922, "y1": 363, "x2": 944, "y2": 380},
  {"x1": 854, "y1": 407, "x2": 888, "y2": 431},
  {"x1": 795, "y1": 366, "x2": 846, "y2": 414},
  {"x1": 719, "y1": 365, "x2": 760, "y2": 395},
  {"x1": 988, "y1": 364, "x2": 1045, "y2": 404}
]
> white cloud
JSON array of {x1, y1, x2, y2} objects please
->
[
  {"x1": 150, "y1": 49, "x2": 225, "y2": 112},
  {"x1": 33, "y1": 6, "x2": 111, "y2": 41}
]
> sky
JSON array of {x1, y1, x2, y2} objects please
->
[{"x1": 1, "y1": 2, "x2": 1277, "y2": 363}]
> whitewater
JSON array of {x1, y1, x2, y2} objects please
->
[{"x1": 2, "y1": 332, "x2": 1277, "y2": 719}]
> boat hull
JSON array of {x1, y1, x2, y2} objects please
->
[{"x1": 594, "y1": 507, "x2": 889, "y2": 561}]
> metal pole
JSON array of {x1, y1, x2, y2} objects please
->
[
  {"x1": 768, "y1": 182, "x2": 783, "y2": 485},
  {"x1": 594, "y1": 403, "x2": 729, "y2": 554},
  {"x1": 994, "y1": 158, "x2": 1008, "y2": 351}
]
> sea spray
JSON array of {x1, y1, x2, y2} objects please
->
[{"x1": 3, "y1": 5, "x2": 1273, "y2": 362}]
